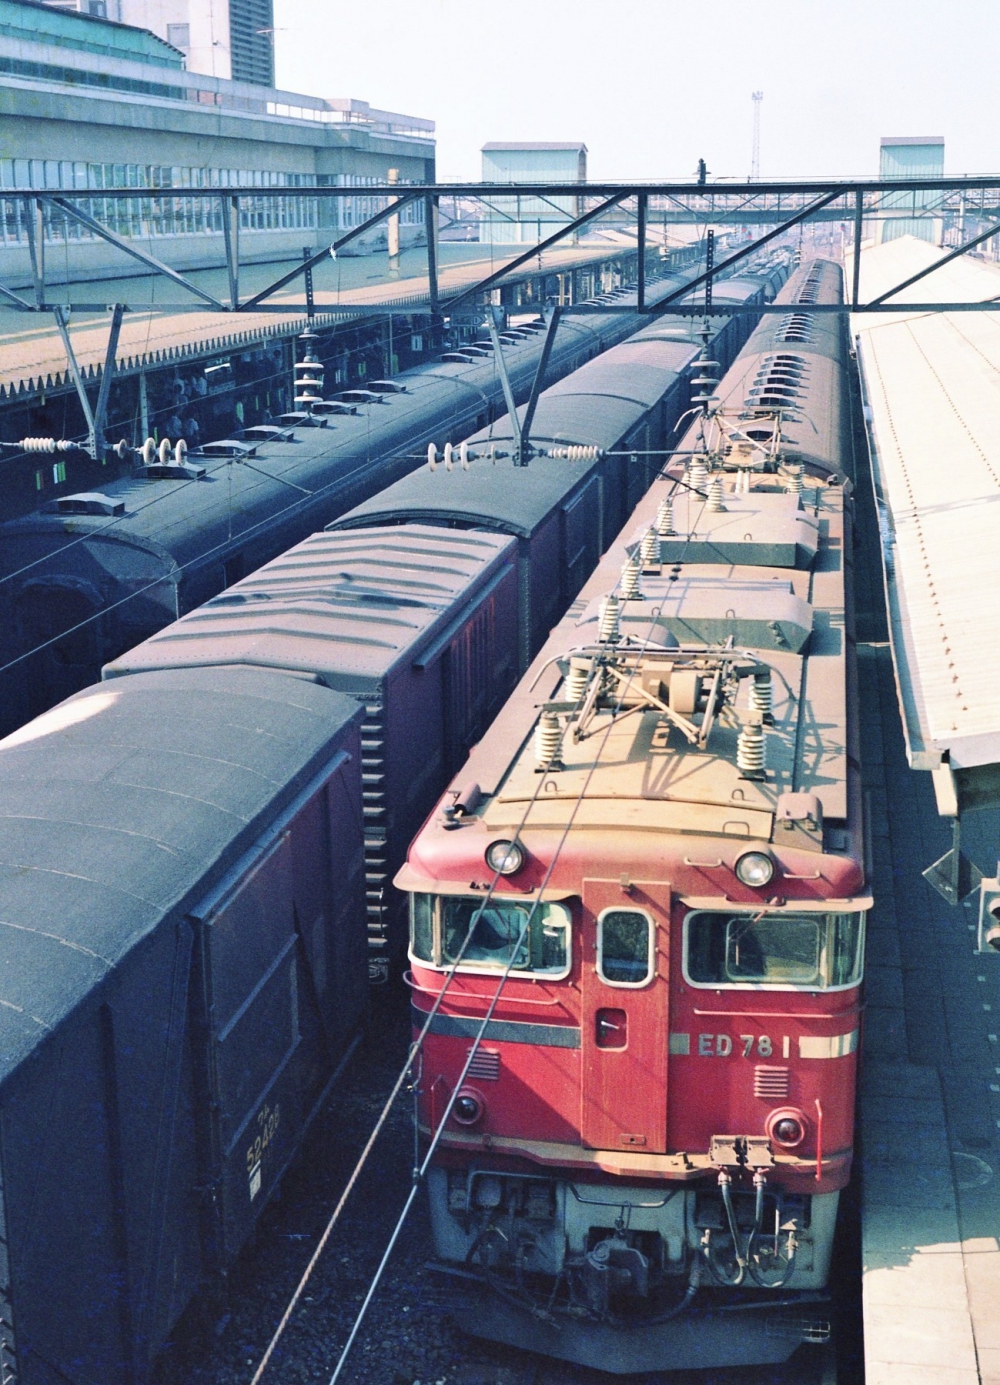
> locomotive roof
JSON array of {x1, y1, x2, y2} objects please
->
[
  {"x1": 456, "y1": 474, "x2": 850, "y2": 843},
  {"x1": 0, "y1": 666, "x2": 361, "y2": 1085},
  {"x1": 102, "y1": 525, "x2": 515, "y2": 695}
]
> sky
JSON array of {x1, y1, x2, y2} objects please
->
[{"x1": 273, "y1": 0, "x2": 999, "y2": 183}]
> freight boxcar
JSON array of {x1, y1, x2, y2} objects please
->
[
  {"x1": 0, "y1": 667, "x2": 365, "y2": 1385},
  {"x1": 103, "y1": 526, "x2": 519, "y2": 981}
]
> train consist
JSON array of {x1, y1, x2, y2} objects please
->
[
  {"x1": 0, "y1": 259, "x2": 777, "y2": 737},
  {"x1": 103, "y1": 266, "x2": 782, "y2": 984},
  {"x1": 0, "y1": 264, "x2": 788, "y2": 1385},
  {"x1": 397, "y1": 258, "x2": 867, "y2": 1373}
]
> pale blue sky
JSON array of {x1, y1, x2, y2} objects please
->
[{"x1": 273, "y1": 0, "x2": 997, "y2": 182}]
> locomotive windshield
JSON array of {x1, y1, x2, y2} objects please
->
[
  {"x1": 410, "y1": 894, "x2": 571, "y2": 976},
  {"x1": 684, "y1": 910, "x2": 865, "y2": 990}
]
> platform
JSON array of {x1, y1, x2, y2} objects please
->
[
  {"x1": 0, "y1": 240, "x2": 620, "y2": 401},
  {"x1": 852, "y1": 237, "x2": 1000, "y2": 779},
  {"x1": 854, "y1": 333, "x2": 1000, "y2": 1381}
]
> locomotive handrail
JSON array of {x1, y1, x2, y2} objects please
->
[{"x1": 404, "y1": 971, "x2": 565, "y2": 1007}]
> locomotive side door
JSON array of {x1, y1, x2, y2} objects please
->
[{"x1": 579, "y1": 878, "x2": 670, "y2": 1152}]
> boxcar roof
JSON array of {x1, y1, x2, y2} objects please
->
[
  {"x1": 102, "y1": 525, "x2": 516, "y2": 694},
  {"x1": 0, "y1": 667, "x2": 361, "y2": 1084}
]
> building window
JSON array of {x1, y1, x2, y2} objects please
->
[{"x1": 166, "y1": 23, "x2": 190, "y2": 50}]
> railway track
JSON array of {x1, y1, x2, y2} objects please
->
[{"x1": 152, "y1": 987, "x2": 851, "y2": 1385}]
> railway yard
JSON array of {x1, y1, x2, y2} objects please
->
[{"x1": 4, "y1": 122, "x2": 1000, "y2": 1385}]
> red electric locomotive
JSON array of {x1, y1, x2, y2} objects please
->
[{"x1": 398, "y1": 285, "x2": 866, "y2": 1374}]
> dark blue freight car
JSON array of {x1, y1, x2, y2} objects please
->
[{"x1": 0, "y1": 667, "x2": 365, "y2": 1385}]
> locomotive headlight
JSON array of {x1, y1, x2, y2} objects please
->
[
  {"x1": 452, "y1": 1091, "x2": 484, "y2": 1126},
  {"x1": 485, "y1": 839, "x2": 524, "y2": 876},
  {"x1": 767, "y1": 1107, "x2": 807, "y2": 1149},
  {"x1": 734, "y1": 850, "x2": 775, "y2": 888}
]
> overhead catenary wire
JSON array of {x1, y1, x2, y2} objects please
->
[
  {"x1": 0, "y1": 313, "x2": 568, "y2": 595},
  {"x1": 248, "y1": 719, "x2": 564, "y2": 1385},
  {"x1": 318, "y1": 477, "x2": 715, "y2": 1384},
  {"x1": 0, "y1": 425, "x2": 472, "y2": 677}
]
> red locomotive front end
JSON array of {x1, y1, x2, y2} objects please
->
[{"x1": 398, "y1": 468, "x2": 866, "y2": 1374}]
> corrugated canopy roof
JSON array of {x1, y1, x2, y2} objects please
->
[{"x1": 853, "y1": 235, "x2": 1000, "y2": 772}]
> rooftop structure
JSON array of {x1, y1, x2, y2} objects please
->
[
  {"x1": 878, "y1": 135, "x2": 944, "y2": 244},
  {"x1": 480, "y1": 140, "x2": 587, "y2": 245},
  {"x1": 42, "y1": 0, "x2": 275, "y2": 83}
]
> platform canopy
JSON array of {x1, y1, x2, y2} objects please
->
[{"x1": 852, "y1": 236, "x2": 1000, "y2": 811}]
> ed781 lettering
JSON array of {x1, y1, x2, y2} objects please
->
[{"x1": 698, "y1": 1033, "x2": 774, "y2": 1057}]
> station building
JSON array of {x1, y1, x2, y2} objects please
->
[
  {"x1": 0, "y1": 0, "x2": 436, "y2": 285},
  {"x1": 44, "y1": 0, "x2": 276, "y2": 86}
]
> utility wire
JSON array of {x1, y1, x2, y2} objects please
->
[
  {"x1": 323, "y1": 524, "x2": 705, "y2": 1383},
  {"x1": 250, "y1": 402, "x2": 718, "y2": 1385}
]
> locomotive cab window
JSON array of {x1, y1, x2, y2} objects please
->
[
  {"x1": 684, "y1": 910, "x2": 865, "y2": 991},
  {"x1": 597, "y1": 909, "x2": 654, "y2": 987},
  {"x1": 409, "y1": 894, "x2": 571, "y2": 978}
]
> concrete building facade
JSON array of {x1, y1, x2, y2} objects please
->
[
  {"x1": 0, "y1": 0, "x2": 435, "y2": 284},
  {"x1": 42, "y1": 0, "x2": 275, "y2": 85}
]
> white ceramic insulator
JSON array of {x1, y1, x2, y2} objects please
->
[
  {"x1": 749, "y1": 672, "x2": 773, "y2": 717},
  {"x1": 535, "y1": 711, "x2": 563, "y2": 769},
  {"x1": 22, "y1": 437, "x2": 56, "y2": 453},
  {"x1": 640, "y1": 528, "x2": 659, "y2": 566},
  {"x1": 159, "y1": 437, "x2": 172, "y2": 466},
  {"x1": 427, "y1": 442, "x2": 439, "y2": 471},
  {"x1": 141, "y1": 437, "x2": 156, "y2": 467},
  {"x1": 785, "y1": 463, "x2": 804, "y2": 495},
  {"x1": 565, "y1": 657, "x2": 591, "y2": 704},
  {"x1": 598, "y1": 594, "x2": 621, "y2": 643},
  {"x1": 706, "y1": 474, "x2": 726, "y2": 512},
  {"x1": 688, "y1": 459, "x2": 709, "y2": 494},
  {"x1": 547, "y1": 445, "x2": 601, "y2": 462},
  {"x1": 175, "y1": 439, "x2": 188, "y2": 465},
  {"x1": 459, "y1": 440, "x2": 470, "y2": 470},
  {"x1": 656, "y1": 496, "x2": 675, "y2": 536},
  {"x1": 444, "y1": 442, "x2": 454, "y2": 473},
  {"x1": 737, "y1": 720, "x2": 766, "y2": 775},
  {"x1": 621, "y1": 554, "x2": 641, "y2": 600}
]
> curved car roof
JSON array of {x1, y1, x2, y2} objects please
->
[{"x1": 0, "y1": 666, "x2": 361, "y2": 1085}]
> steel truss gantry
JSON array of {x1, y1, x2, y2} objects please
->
[
  {"x1": 4, "y1": 176, "x2": 1000, "y2": 318},
  {"x1": 7, "y1": 175, "x2": 1000, "y2": 456}
]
